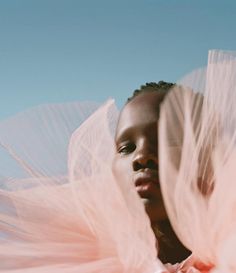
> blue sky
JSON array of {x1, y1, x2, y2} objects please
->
[{"x1": 1, "y1": 0, "x2": 236, "y2": 119}]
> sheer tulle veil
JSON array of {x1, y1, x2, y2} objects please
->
[
  {"x1": 159, "y1": 50, "x2": 236, "y2": 272},
  {"x1": 0, "y1": 50, "x2": 236, "y2": 272},
  {"x1": 0, "y1": 101, "x2": 162, "y2": 272}
]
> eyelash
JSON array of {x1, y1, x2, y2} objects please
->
[{"x1": 118, "y1": 143, "x2": 136, "y2": 155}]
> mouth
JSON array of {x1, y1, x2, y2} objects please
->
[{"x1": 134, "y1": 169, "x2": 160, "y2": 199}]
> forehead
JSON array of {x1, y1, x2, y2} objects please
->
[{"x1": 115, "y1": 92, "x2": 164, "y2": 140}]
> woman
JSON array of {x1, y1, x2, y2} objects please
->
[
  {"x1": 0, "y1": 50, "x2": 235, "y2": 272},
  {"x1": 112, "y1": 81, "x2": 191, "y2": 264}
]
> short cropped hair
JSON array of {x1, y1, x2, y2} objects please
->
[{"x1": 126, "y1": 81, "x2": 175, "y2": 103}]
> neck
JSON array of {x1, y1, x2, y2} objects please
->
[{"x1": 152, "y1": 220, "x2": 191, "y2": 264}]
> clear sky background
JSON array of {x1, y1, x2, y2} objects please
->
[{"x1": 1, "y1": 0, "x2": 236, "y2": 120}]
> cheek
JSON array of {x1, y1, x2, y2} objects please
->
[{"x1": 112, "y1": 155, "x2": 132, "y2": 184}]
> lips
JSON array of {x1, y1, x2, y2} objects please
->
[
  {"x1": 134, "y1": 169, "x2": 160, "y2": 198},
  {"x1": 134, "y1": 169, "x2": 159, "y2": 186}
]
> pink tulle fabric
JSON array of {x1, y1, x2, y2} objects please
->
[
  {"x1": 159, "y1": 50, "x2": 236, "y2": 272},
  {"x1": 0, "y1": 100, "x2": 165, "y2": 272},
  {"x1": 0, "y1": 50, "x2": 236, "y2": 273}
]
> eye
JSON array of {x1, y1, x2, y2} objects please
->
[{"x1": 117, "y1": 142, "x2": 136, "y2": 155}]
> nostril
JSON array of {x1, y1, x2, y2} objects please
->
[
  {"x1": 146, "y1": 159, "x2": 158, "y2": 170},
  {"x1": 133, "y1": 161, "x2": 143, "y2": 171},
  {"x1": 133, "y1": 158, "x2": 158, "y2": 171}
]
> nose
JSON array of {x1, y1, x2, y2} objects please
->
[{"x1": 132, "y1": 143, "x2": 158, "y2": 171}]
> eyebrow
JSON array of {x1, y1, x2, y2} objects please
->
[
  {"x1": 115, "y1": 126, "x2": 136, "y2": 144},
  {"x1": 116, "y1": 121, "x2": 158, "y2": 144}
]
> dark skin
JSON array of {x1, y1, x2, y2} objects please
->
[{"x1": 112, "y1": 92, "x2": 191, "y2": 264}]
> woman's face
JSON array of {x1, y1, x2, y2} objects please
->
[{"x1": 112, "y1": 92, "x2": 167, "y2": 224}]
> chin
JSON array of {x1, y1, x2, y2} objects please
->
[{"x1": 142, "y1": 198, "x2": 168, "y2": 223}]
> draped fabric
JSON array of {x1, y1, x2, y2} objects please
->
[
  {"x1": 1, "y1": 50, "x2": 236, "y2": 272},
  {"x1": 159, "y1": 50, "x2": 236, "y2": 272},
  {"x1": 0, "y1": 100, "x2": 162, "y2": 273}
]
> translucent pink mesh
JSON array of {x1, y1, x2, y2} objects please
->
[
  {"x1": 159, "y1": 50, "x2": 236, "y2": 271},
  {"x1": 0, "y1": 100, "x2": 161, "y2": 272},
  {"x1": 1, "y1": 50, "x2": 236, "y2": 272}
]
